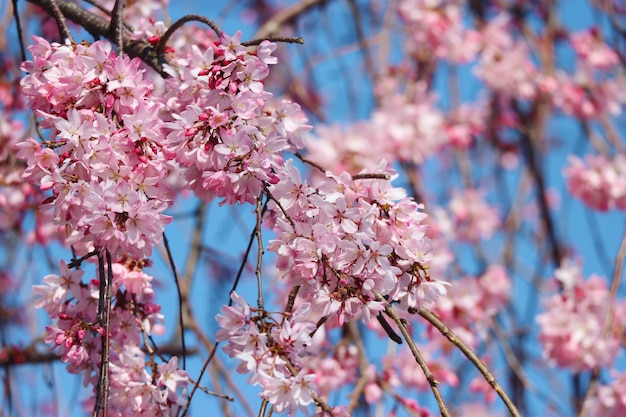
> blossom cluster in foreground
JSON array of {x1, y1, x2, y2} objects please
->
[
  {"x1": 34, "y1": 259, "x2": 189, "y2": 415},
  {"x1": 17, "y1": 37, "x2": 173, "y2": 259}
]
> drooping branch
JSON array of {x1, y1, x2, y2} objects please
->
[
  {"x1": 156, "y1": 14, "x2": 222, "y2": 58},
  {"x1": 375, "y1": 293, "x2": 451, "y2": 417},
  {"x1": 418, "y1": 307, "x2": 523, "y2": 417}
]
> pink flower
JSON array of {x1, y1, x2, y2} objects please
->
[
  {"x1": 157, "y1": 356, "x2": 189, "y2": 403},
  {"x1": 571, "y1": 28, "x2": 620, "y2": 71},
  {"x1": 537, "y1": 264, "x2": 626, "y2": 372},
  {"x1": 564, "y1": 154, "x2": 626, "y2": 211},
  {"x1": 585, "y1": 371, "x2": 626, "y2": 417},
  {"x1": 447, "y1": 189, "x2": 500, "y2": 242}
]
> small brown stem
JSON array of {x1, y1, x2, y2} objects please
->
[
  {"x1": 157, "y1": 14, "x2": 222, "y2": 57},
  {"x1": 294, "y1": 151, "x2": 327, "y2": 174},
  {"x1": 351, "y1": 173, "x2": 391, "y2": 181},
  {"x1": 242, "y1": 36, "x2": 304, "y2": 46}
]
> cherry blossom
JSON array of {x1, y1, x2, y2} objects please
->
[
  {"x1": 35, "y1": 258, "x2": 188, "y2": 415},
  {"x1": 537, "y1": 261, "x2": 626, "y2": 372}
]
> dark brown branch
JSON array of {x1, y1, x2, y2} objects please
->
[
  {"x1": 68, "y1": 249, "x2": 99, "y2": 269},
  {"x1": 12, "y1": 0, "x2": 27, "y2": 62},
  {"x1": 26, "y1": 0, "x2": 168, "y2": 77},
  {"x1": 255, "y1": 194, "x2": 266, "y2": 314},
  {"x1": 419, "y1": 307, "x2": 523, "y2": 417},
  {"x1": 47, "y1": 0, "x2": 74, "y2": 42},
  {"x1": 515, "y1": 100, "x2": 563, "y2": 267},
  {"x1": 156, "y1": 14, "x2": 222, "y2": 58},
  {"x1": 109, "y1": 0, "x2": 125, "y2": 54}
]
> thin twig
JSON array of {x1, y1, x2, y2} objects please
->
[
  {"x1": 419, "y1": 307, "x2": 522, "y2": 417},
  {"x1": 48, "y1": 0, "x2": 74, "y2": 42},
  {"x1": 374, "y1": 293, "x2": 450, "y2": 417},
  {"x1": 294, "y1": 151, "x2": 327, "y2": 174},
  {"x1": 181, "y1": 342, "x2": 220, "y2": 417},
  {"x1": 264, "y1": 187, "x2": 296, "y2": 229},
  {"x1": 242, "y1": 36, "x2": 304, "y2": 46},
  {"x1": 185, "y1": 316, "x2": 255, "y2": 417},
  {"x1": 163, "y1": 232, "x2": 187, "y2": 370},
  {"x1": 92, "y1": 249, "x2": 111, "y2": 417},
  {"x1": 255, "y1": 194, "x2": 266, "y2": 314},
  {"x1": 11, "y1": 0, "x2": 27, "y2": 63},
  {"x1": 230, "y1": 201, "x2": 268, "y2": 305},
  {"x1": 157, "y1": 14, "x2": 222, "y2": 58}
]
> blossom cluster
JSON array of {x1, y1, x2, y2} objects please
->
[
  {"x1": 216, "y1": 292, "x2": 322, "y2": 416},
  {"x1": 217, "y1": 160, "x2": 449, "y2": 413},
  {"x1": 306, "y1": 82, "x2": 447, "y2": 174},
  {"x1": 564, "y1": 153, "x2": 626, "y2": 211},
  {"x1": 34, "y1": 258, "x2": 189, "y2": 415},
  {"x1": 537, "y1": 261, "x2": 626, "y2": 372},
  {"x1": 17, "y1": 37, "x2": 173, "y2": 259},
  {"x1": 547, "y1": 28, "x2": 624, "y2": 119},
  {"x1": 0, "y1": 114, "x2": 31, "y2": 232},
  {"x1": 162, "y1": 31, "x2": 310, "y2": 205},
  {"x1": 429, "y1": 265, "x2": 510, "y2": 348},
  {"x1": 585, "y1": 370, "x2": 626, "y2": 417},
  {"x1": 268, "y1": 161, "x2": 447, "y2": 323},
  {"x1": 437, "y1": 189, "x2": 501, "y2": 243},
  {"x1": 398, "y1": 0, "x2": 480, "y2": 63}
]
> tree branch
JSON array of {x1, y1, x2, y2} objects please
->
[{"x1": 26, "y1": 0, "x2": 168, "y2": 77}]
